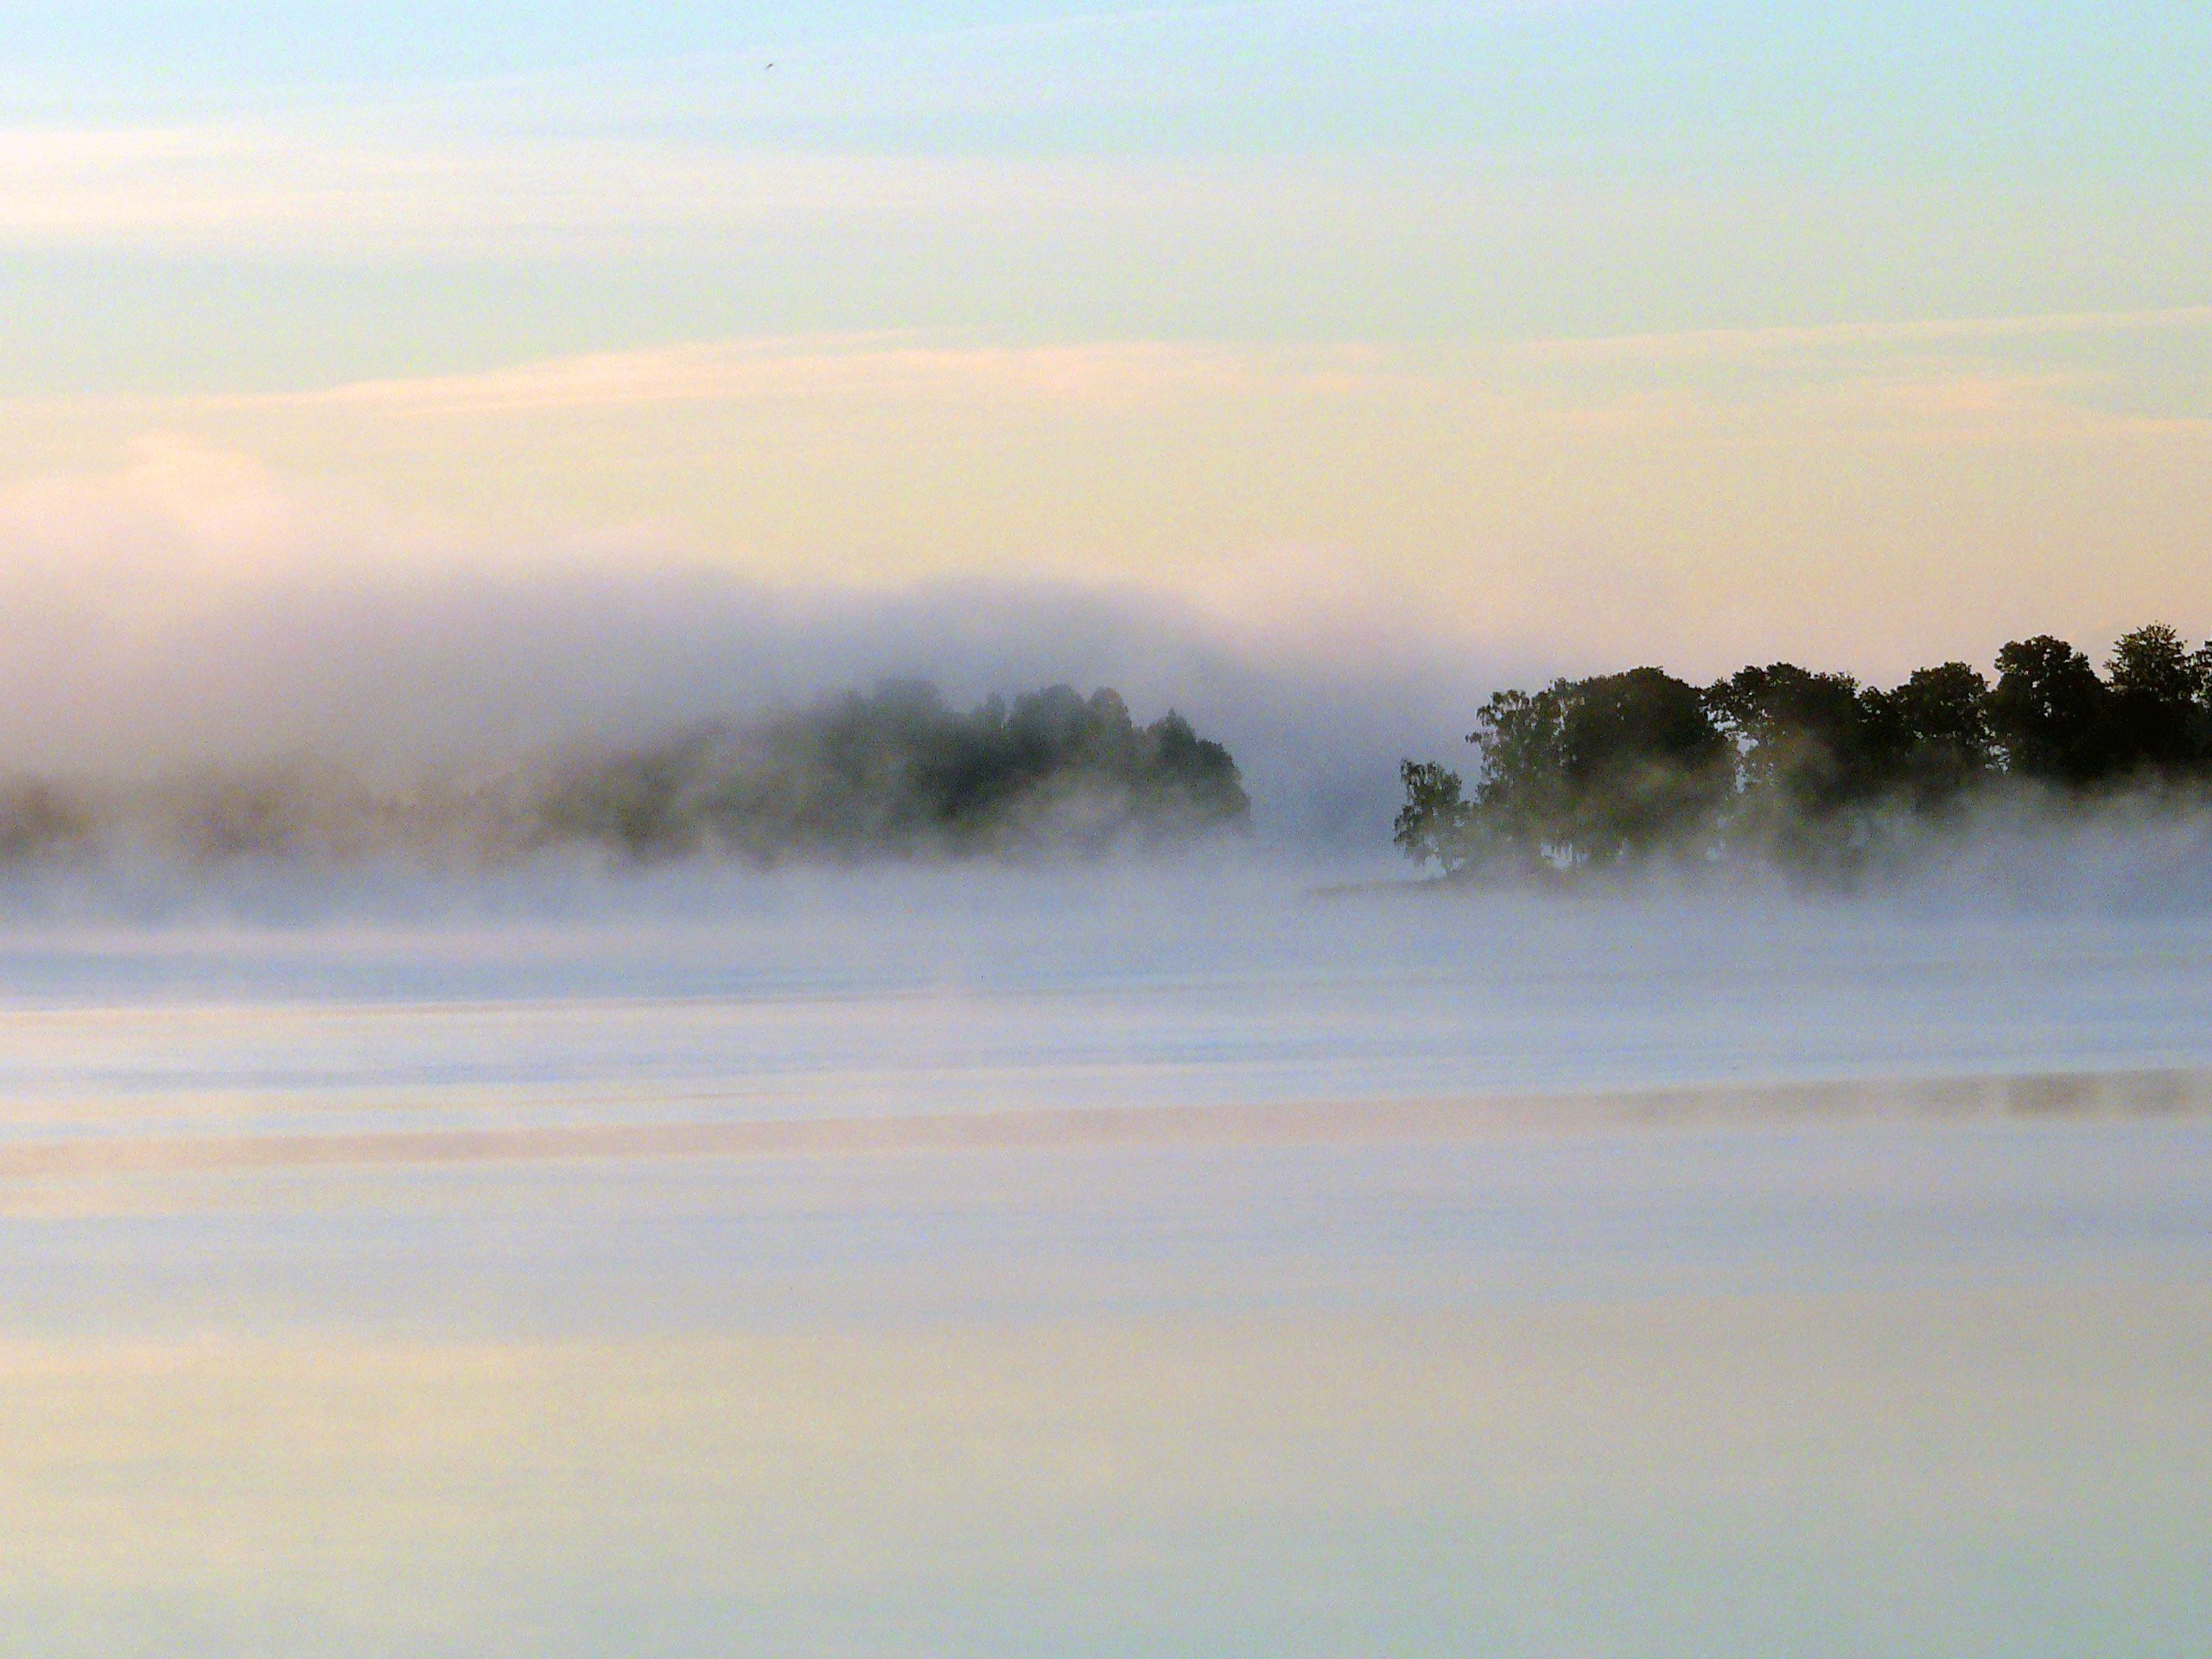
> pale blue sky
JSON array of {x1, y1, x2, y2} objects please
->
[
  {"x1": 0, "y1": 3, "x2": 2204, "y2": 678},
  {"x1": 1, "y1": 3, "x2": 2200, "y2": 185},
  {"x1": 3, "y1": 2, "x2": 2205, "y2": 393}
]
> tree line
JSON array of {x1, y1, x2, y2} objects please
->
[
  {"x1": 542, "y1": 680, "x2": 1250, "y2": 861},
  {"x1": 0, "y1": 680, "x2": 1251, "y2": 871},
  {"x1": 1395, "y1": 625, "x2": 2212, "y2": 879}
]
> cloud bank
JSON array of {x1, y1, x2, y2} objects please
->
[{"x1": 0, "y1": 442, "x2": 1478, "y2": 852}]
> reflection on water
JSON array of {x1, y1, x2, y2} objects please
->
[{"x1": 0, "y1": 875, "x2": 2208, "y2": 1655}]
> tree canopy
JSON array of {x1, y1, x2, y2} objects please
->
[
  {"x1": 1395, "y1": 623, "x2": 2212, "y2": 880},
  {"x1": 542, "y1": 680, "x2": 1251, "y2": 863},
  {"x1": 0, "y1": 681, "x2": 1251, "y2": 873}
]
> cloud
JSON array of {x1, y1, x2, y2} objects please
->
[
  {"x1": 3, "y1": 309, "x2": 2204, "y2": 720},
  {"x1": 1513, "y1": 304, "x2": 2212, "y2": 366},
  {"x1": 1491, "y1": 303, "x2": 2212, "y2": 448},
  {"x1": 257, "y1": 336, "x2": 1325, "y2": 418},
  {"x1": 0, "y1": 118, "x2": 1237, "y2": 256},
  {"x1": 0, "y1": 442, "x2": 1480, "y2": 848},
  {"x1": 0, "y1": 0, "x2": 1615, "y2": 263},
  {"x1": 179, "y1": 321, "x2": 2200, "y2": 454}
]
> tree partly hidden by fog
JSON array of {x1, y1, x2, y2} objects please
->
[
  {"x1": 541, "y1": 681, "x2": 1249, "y2": 861},
  {"x1": 0, "y1": 681, "x2": 1249, "y2": 872},
  {"x1": 1395, "y1": 624, "x2": 2212, "y2": 881}
]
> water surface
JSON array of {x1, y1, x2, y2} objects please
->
[{"x1": 1, "y1": 871, "x2": 2207, "y2": 1656}]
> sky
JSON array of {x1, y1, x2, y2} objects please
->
[{"x1": 0, "y1": 0, "x2": 2208, "y2": 778}]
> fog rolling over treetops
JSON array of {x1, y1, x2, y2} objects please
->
[
  {"x1": 0, "y1": 679, "x2": 1252, "y2": 875},
  {"x1": 538, "y1": 681, "x2": 1250, "y2": 863},
  {"x1": 1397, "y1": 624, "x2": 2212, "y2": 887},
  {"x1": 6, "y1": 445, "x2": 2210, "y2": 887},
  {"x1": 0, "y1": 457, "x2": 1474, "y2": 864}
]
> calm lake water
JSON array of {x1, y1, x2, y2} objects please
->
[{"x1": 1, "y1": 867, "x2": 2208, "y2": 1656}]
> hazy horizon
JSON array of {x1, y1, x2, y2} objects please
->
[
  {"x1": 3, "y1": 3, "x2": 2207, "y2": 758},
  {"x1": 2, "y1": 462, "x2": 2209, "y2": 862},
  {"x1": 4, "y1": 7, "x2": 2209, "y2": 1656}
]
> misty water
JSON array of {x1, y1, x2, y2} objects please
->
[{"x1": 2, "y1": 861, "x2": 2209, "y2": 1656}]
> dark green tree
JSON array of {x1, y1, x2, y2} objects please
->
[
  {"x1": 1554, "y1": 668, "x2": 1732, "y2": 864},
  {"x1": 538, "y1": 732, "x2": 715, "y2": 861},
  {"x1": 1432, "y1": 669, "x2": 1729, "y2": 870},
  {"x1": 1705, "y1": 664, "x2": 1877, "y2": 825},
  {"x1": 538, "y1": 681, "x2": 1249, "y2": 862},
  {"x1": 1989, "y1": 635, "x2": 2113, "y2": 786},
  {"x1": 1859, "y1": 661, "x2": 1995, "y2": 807},
  {"x1": 2105, "y1": 623, "x2": 2211, "y2": 776},
  {"x1": 1135, "y1": 709, "x2": 1252, "y2": 832},
  {"x1": 1391, "y1": 760, "x2": 1471, "y2": 874},
  {"x1": 1463, "y1": 683, "x2": 1572, "y2": 868},
  {"x1": 1400, "y1": 624, "x2": 2212, "y2": 881}
]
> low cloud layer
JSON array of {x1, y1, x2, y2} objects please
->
[{"x1": 0, "y1": 443, "x2": 1480, "y2": 850}]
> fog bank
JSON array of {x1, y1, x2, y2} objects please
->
[{"x1": 0, "y1": 449, "x2": 1479, "y2": 849}]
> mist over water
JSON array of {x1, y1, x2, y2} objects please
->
[
  {"x1": 4, "y1": 856, "x2": 2210, "y2": 1658},
  {"x1": 8, "y1": 858, "x2": 2212, "y2": 1108},
  {"x1": 5, "y1": 462, "x2": 2211, "y2": 1659},
  {"x1": 7, "y1": 0, "x2": 2209, "y2": 1643},
  {"x1": 11, "y1": 449, "x2": 2212, "y2": 891},
  {"x1": 0, "y1": 453, "x2": 1478, "y2": 851},
  {"x1": 0, "y1": 566, "x2": 1473, "y2": 855}
]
